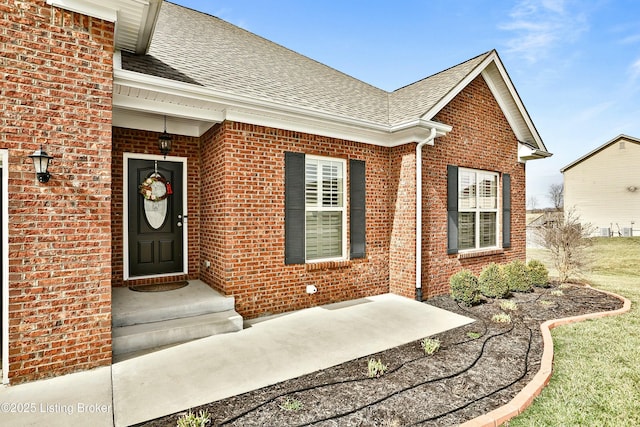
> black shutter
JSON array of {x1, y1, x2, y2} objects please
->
[
  {"x1": 447, "y1": 165, "x2": 459, "y2": 254},
  {"x1": 502, "y1": 173, "x2": 511, "y2": 249},
  {"x1": 350, "y1": 159, "x2": 366, "y2": 259},
  {"x1": 284, "y1": 152, "x2": 305, "y2": 264}
]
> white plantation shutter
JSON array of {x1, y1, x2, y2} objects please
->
[
  {"x1": 459, "y1": 170, "x2": 476, "y2": 209},
  {"x1": 305, "y1": 211, "x2": 342, "y2": 260},
  {"x1": 457, "y1": 168, "x2": 499, "y2": 251},
  {"x1": 305, "y1": 157, "x2": 345, "y2": 261}
]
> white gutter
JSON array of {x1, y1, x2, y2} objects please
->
[
  {"x1": 415, "y1": 127, "x2": 437, "y2": 301},
  {"x1": 114, "y1": 67, "x2": 453, "y2": 147}
]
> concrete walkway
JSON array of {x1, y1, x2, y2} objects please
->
[{"x1": 0, "y1": 293, "x2": 473, "y2": 427}]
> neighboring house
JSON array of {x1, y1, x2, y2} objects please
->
[
  {"x1": 1, "y1": 1, "x2": 551, "y2": 384},
  {"x1": 562, "y1": 135, "x2": 640, "y2": 237}
]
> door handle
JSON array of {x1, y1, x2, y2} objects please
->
[{"x1": 177, "y1": 221, "x2": 183, "y2": 227}]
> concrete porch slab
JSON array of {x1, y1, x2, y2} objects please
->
[
  {"x1": 112, "y1": 293, "x2": 474, "y2": 426},
  {"x1": 112, "y1": 280, "x2": 235, "y2": 327}
]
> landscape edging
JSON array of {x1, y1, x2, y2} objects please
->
[{"x1": 459, "y1": 285, "x2": 632, "y2": 427}]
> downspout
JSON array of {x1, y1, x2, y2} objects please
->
[{"x1": 415, "y1": 127, "x2": 437, "y2": 301}]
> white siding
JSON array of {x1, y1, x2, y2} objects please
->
[{"x1": 563, "y1": 138, "x2": 640, "y2": 236}]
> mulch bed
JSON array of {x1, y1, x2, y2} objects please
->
[{"x1": 137, "y1": 283, "x2": 622, "y2": 426}]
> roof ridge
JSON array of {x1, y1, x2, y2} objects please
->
[{"x1": 392, "y1": 50, "x2": 494, "y2": 93}]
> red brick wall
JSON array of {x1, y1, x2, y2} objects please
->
[
  {"x1": 419, "y1": 75, "x2": 527, "y2": 299},
  {"x1": 1, "y1": 2, "x2": 114, "y2": 383},
  {"x1": 198, "y1": 124, "x2": 227, "y2": 293},
  {"x1": 111, "y1": 128, "x2": 201, "y2": 287},
  {"x1": 388, "y1": 144, "x2": 417, "y2": 298},
  {"x1": 200, "y1": 122, "x2": 391, "y2": 318}
]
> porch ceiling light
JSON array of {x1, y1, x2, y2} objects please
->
[
  {"x1": 28, "y1": 146, "x2": 53, "y2": 183},
  {"x1": 159, "y1": 115, "x2": 172, "y2": 157}
]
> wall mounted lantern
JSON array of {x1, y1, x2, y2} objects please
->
[
  {"x1": 29, "y1": 146, "x2": 53, "y2": 183},
  {"x1": 158, "y1": 115, "x2": 172, "y2": 157}
]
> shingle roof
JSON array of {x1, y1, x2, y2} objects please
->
[
  {"x1": 121, "y1": 2, "x2": 493, "y2": 128},
  {"x1": 561, "y1": 134, "x2": 640, "y2": 172},
  {"x1": 389, "y1": 52, "x2": 491, "y2": 124}
]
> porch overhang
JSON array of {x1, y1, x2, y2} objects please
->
[
  {"x1": 113, "y1": 66, "x2": 452, "y2": 146},
  {"x1": 47, "y1": 0, "x2": 162, "y2": 54}
]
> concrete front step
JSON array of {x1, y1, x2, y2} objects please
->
[
  {"x1": 112, "y1": 281, "x2": 236, "y2": 328},
  {"x1": 113, "y1": 310, "x2": 243, "y2": 356}
]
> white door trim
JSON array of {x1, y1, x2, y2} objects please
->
[
  {"x1": 123, "y1": 153, "x2": 188, "y2": 280},
  {"x1": 1, "y1": 149, "x2": 9, "y2": 384}
]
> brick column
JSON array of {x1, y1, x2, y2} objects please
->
[
  {"x1": 389, "y1": 144, "x2": 417, "y2": 298},
  {"x1": 1, "y1": 1, "x2": 114, "y2": 383}
]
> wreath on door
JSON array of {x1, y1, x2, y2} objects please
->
[{"x1": 139, "y1": 173, "x2": 171, "y2": 201}]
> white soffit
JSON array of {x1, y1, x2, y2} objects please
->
[
  {"x1": 481, "y1": 61, "x2": 547, "y2": 152},
  {"x1": 46, "y1": 0, "x2": 161, "y2": 53}
]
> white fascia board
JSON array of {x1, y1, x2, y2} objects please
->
[
  {"x1": 482, "y1": 60, "x2": 548, "y2": 153},
  {"x1": 136, "y1": 0, "x2": 161, "y2": 54},
  {"x1": 113, "y1": 50, "x2": 122, "y2": 69},
  {"x1": 419, "y1": 50, "x2": 550, "y2": 156},
  {"x1": 224, "y1": 110, "x2": 448, "y2": 147},
  {"x1": 114, "y1": 69, "x2": 452, "y2": 147},
  {"x1": 421, "y1": 52, "x2": 497, "y2": 123},
  {"x1": 46, "y1": 0, "x2": 118, "y2": 22}
]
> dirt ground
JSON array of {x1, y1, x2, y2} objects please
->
[{"x1": 138, "y1": 283, "x2": 622, "y2": 427}]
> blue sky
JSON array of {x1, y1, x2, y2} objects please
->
[{"x1": 171, "y1": 0, "x2": 640, "y2": 208}]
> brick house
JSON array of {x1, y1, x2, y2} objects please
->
[{"x1": 1, "y1": 0, "x2": 550, "y2": 384}]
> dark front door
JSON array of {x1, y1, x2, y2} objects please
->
[{"x1": 128, "y1": 159, "x2": 184, "y2": 277}]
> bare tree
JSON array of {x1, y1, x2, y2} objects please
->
[
  {"x1": 535, "y1": 208, "x2": 595, "y2": 282},
  {"x1": 548, "y1": 183, "x2": 564, "y2": 211}
]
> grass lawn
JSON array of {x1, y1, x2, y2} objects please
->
[{"x1": 512, "y1": 237, "x2": 640, "y2": 426}]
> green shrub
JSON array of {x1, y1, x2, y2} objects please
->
[
  {"x1": 279, "y1": 398, "x2": 303, "y2": 411},
  {"x1": 478, "y1": 263, "x2": 510, "y2": 298},
  {"x1": 499, "y1": 300, "x2": 518, "y2": 311},
  {"x1": 450, "y1": 270, "x2": 481, "y2": 306},
  {"x1": 177, "y1": 410, "x2": 211, "y2": 427},
  {"x1": 367, "y1": 358, "x2": 387, "y2": 378},
  {"x1": 504, "y1": 260, "x2": 532, "y2": 292},
  {"x1": 467, "y1": 331, "x2": 482, "y2": 339},
  {"x1": 420, "y1": 338, "x2": 441, "y2": 355},
  {"x1": 492, "y1": 313, "x2": 512, "y2": 323},
  {"x1": 527, "y1": 259, "x2": 550, "y2": 287}
]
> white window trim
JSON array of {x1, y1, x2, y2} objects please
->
[
  {"x1": 304, "y1": 155, "x2": 347, "y2": 263},
  {"x1": 458, "y1": 168, "x2": 501, "y2": 253}
]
